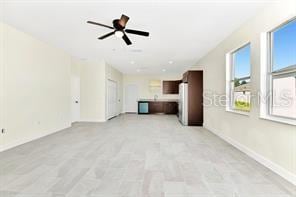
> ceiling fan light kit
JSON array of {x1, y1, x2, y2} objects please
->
[
  {"x1": 115, "y1": 31, "x2": 124, "y2": 38},
  {"x1": 87, "y1": 14, "x2": 149, "y2": 45}
]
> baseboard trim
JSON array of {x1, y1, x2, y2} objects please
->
[
  {"x1": 0, "y1": 124, "x2": 71, "y2": 152},
  {"x1": 204, "y1": 124, "x2": 296, "y2": 186},
  {"x1": 122, "y1": 110, "x2": 137, "y2": 114},
  {"x1": 78, "y1": 119, "x2": 106, "y2": 123}
]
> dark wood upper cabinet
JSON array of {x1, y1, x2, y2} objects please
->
[{"x1": 163, "y1": 80, "x2": 181, "y2": 94}]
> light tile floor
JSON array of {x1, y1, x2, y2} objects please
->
[{"x1": 0, "y1": 114, "x2": 295, "y2": 197}]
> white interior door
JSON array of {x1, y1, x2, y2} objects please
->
[
  {"x1": 0, "y1": 48, "x2": 4, "y2": 148},
  {"x1": 125, "y1": 84, "x2": 139, "y2": 113},
  {"x1": 0, "y1": 29, "x2": 4, "y2": 149},
  {"x1": 107, "y1": 80, "x2": 117, "y2": 119},
  {"x1": 71, "y1": 76, "x2": 80, "y2": 123}
]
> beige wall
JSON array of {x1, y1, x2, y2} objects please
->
[
  {"x1": 193, "y1": 0, "x2": 296, "y2": 183},
  {"x1": 123, "y1": 73, "x2": 182, "y2": 112},
  {"x1": 79, "y1": 60, "x2": 106, "y2": 122},
  {"x1": 0, "y1": 22, "x2": 72, "y2": 151},
  {"x1": 71, "y1": 58, "x2": 81, "y2": 78},
  {"x1": 71, "y1": 60, "x2": 123, "y2": 122},
  {"x1": 0, "y1": 22, "x2": 122, "y2": 150}
]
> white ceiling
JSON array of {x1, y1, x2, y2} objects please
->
[{"x1": 1, "y1": 0, "x2": 275, "y2": 74}]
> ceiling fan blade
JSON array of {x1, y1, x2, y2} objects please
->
[
  {"x1": 87, "y1": 21, "x2": 114, "y2": 29},
  {"x1": 125, "y1": 29, "x2": 149, "y2": 37},
  {"x1": 119, "y1": 14, "x2": 129, "y2": 27},
  {"x1": 98, "y1": 31, "x2": 115, "y2": 40},
  {"x1": 122, "y1": 33, "x2": 132, "y2": 45}
]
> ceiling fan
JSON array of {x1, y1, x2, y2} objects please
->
[{"x1": 87, "y1": 14, "x2": 149, "y2": 45}]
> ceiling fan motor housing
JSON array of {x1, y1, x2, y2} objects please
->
[{"x1": 113, "y1": 19, "x2": 124, "y2": 30}]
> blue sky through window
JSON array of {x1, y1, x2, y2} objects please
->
[
  {"x1": 234, "y1": 44, "x2": 251, "y2": 79},
  {"x1": 273, "y1": 19, "x2": 296, "y2": 71}
]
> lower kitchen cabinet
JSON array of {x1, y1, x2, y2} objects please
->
[
  {"x1": 164, "y1": 102, "x2": 178, "y2": 114},
  {"x1": 138, "y1": 101, "x2": 178, "y2": 114},
  {"x1": 149, "y1": 102, "x2": 164, "y2": 114}
]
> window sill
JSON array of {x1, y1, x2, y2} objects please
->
[
  {"x1": 260, "y1": 115, "x2": 296, "y2": 126},
  {"x1": 226, "y1": 108, "x2": 250, "y2": 116}
]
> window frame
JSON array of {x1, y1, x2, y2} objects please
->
[
  {"x1": 226, "y1": 42, "x2": 252, "y2": 115},
  {"x1": 260, "y1": 17, "x2": 296, "y2": 125}
]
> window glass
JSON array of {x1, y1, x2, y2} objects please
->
[
  {"x1": 231, "y1": 44, "x2": 251, "y2": 112},
  {"x1": 273, "y1": 20, "x2": 296, "y2": 71},
  {"x1": 234, "y1": 44, "x2": 251, "y2": 78},
  {"x1": 272, "y1": 75, "x2": 296, "y2": 118},
  {"x1": 269, "y1": 19, "x2": 296, "y2": 119}
]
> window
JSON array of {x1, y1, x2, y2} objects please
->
[
  {"x1": 268, "y1": 19, "x2": 296, "y2": 120},
  {"x1": 226, "y1": 43, "x2": 251, "y2": 113}
]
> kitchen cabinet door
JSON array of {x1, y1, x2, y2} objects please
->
[
  {"x1": 164, "y1": 102, "x2": 178, "y2": 114},
  {"x1": 149, "y1": 102, "x2": 164, "y2": 114},
  {"x1": 163, "y1": 80, "x2": 181, "y2": 94}
]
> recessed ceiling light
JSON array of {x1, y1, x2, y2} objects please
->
[
  {"x1": 130, "y1": 61, "x2": 135, "y2": 64},
  {"x1": 168, "y1": 61, "x2": 173, "y2": 64},
  {"x1": 130, "y1": 49, "x2": 143, "y2": 53},
  {"x1": 162, "y1": 69, "x2": 166, "y2": 72},
  {"x1": 136, "y1": 69, "x2": 140, "y2": 72}
]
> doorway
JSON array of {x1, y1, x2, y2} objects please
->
[
  {"x1": 107, "y1": 79, "x2": 118, "y2": 119},
  {"x1": 71, "y1": 76, "x2": 80, "y2": 123},
  {"x1": 124, "y1": 84, "x2": 139, "y2": 113},
  {"x1": 0, "y1": 62, "x2": 4, "y2": 150}
]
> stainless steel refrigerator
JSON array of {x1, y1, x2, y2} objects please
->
[{"x1": 178, "y1": 83, "x2": 188, "y2": 125}]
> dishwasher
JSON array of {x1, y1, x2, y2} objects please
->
[{"x1": 138, "y1": 101, "x2": 149, "y2": 114}]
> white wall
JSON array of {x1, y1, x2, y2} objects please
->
[
  {"x1": 0, "y1": 22, "x2": 72, "y2": 151},
  {"x1": 193, "y1": 0, "x2": 296, "y2": 184}
]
